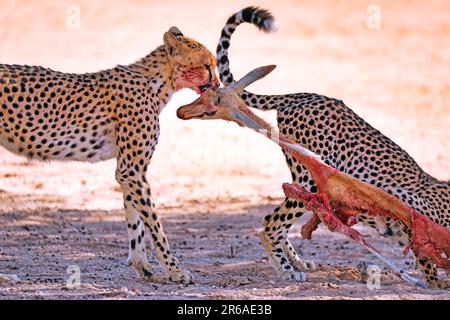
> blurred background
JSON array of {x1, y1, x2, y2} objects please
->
[{"x1": 0, "y1": 0, "x2": 448, "y2": 210}]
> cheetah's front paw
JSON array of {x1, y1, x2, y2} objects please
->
[
  {"x1": 291, "y1": 259, "x2": 316, "y2": 272},
  {"x1": 168, "y1": 269, "x2": 194, "y2": 284},
  {"x1": 278, "y1": 269, "x2": 307, "y2": 282},
  {"x1": 131, "y1": 261, "x2": 155, "y2": 280}
]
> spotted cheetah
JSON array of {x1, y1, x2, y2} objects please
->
[
  {"x1": 201, "y1": 7, "x2": 450, "y2": 288},
  {"x1": 0, "y1": 26, "x2": 218, "y2": 283}
]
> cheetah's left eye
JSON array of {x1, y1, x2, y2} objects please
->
[{"x1": 204, "y1": 64, "x2": 212, "y2": 80}]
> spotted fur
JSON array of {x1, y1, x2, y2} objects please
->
[
  {"x1": 216, "y1": 7, "x2": 449, "y2": 288},
  {"x1": 0, "y1": 26, "x2": 218, "y2": 284}
]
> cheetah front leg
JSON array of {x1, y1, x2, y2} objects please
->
[
  {"x1": 263, "y1": 202, "x2": 316, "y2": 273},
  {"x1": 122, "y1": 191, "x2": 153, "y2": 279},
  {"x1": 116, "y1": 166, "x2": 192, "y2": 284},
  {"x1": 115, "y1": 123, "x2": 192, "y2": 284},
  {"x1": 260, "y1": 198, "x2": 315, "y2": 281},
  {"x1": 284, "y1": 238, "x2": 316, "y2": 272}
]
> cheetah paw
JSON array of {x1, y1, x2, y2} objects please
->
[
  {"x1": 278, "y1": 270, "x2": 307, "y2": 282},
  {"x1": 427, "y1": 279, "x2": 450, "y2": 290},
  {"x1": 129, "y1": 260, "x2": 155, "y2": 280},
  {"x1": 291, "y1": 259, "x2": 316, "y2": 272},
  {"x1": 168, "y1": 269, "x2": 194, "y2": 284}
]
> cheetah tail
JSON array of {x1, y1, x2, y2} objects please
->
[{"x1": 216, "y1": 7, "x2": 281, "y2": 111}]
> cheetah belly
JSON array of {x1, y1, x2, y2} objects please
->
[
  {"x1": 0, "y1": 133, "x2": 29, "y2": 158},
  {"x1": 0, "y1": 122, "x2": 117, "y2": 163},
  {"x1": 65, "y1": 131, "x2": 118, "y2": 162}
]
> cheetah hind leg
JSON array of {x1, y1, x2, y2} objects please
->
[
  {"x1": 259, "y1": 231, "x2": 306, "y2": 282},
  {"x1": 417, "y1": 258, "x2": 450, "y2": 289}
]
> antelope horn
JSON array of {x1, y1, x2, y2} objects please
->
[{"x1": 231, "y1": 65, "x2": 276, "y2": 93}]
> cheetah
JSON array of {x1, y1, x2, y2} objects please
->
[
  {"x1": 0, "y1": 26, "x2": 218, "y2": 283},
  {"x1": 181, "y1": 7, "x2": 450, "y2": 288}
]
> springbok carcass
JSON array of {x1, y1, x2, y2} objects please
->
[{"x1": 177, "y1": 65, "x2": 450, "y2": 288}]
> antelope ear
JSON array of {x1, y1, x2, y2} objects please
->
[
  {"x1": 163, "y1": 27, "x2": 186, "y2": 56},
  {"x1": 231, "y1": 65, "x2": 276, "y2": 92}
]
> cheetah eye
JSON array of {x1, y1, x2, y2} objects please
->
[{"x1": 204, "y1": 64, "x2": 212, "y2": 80}]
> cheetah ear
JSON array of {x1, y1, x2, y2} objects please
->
[
  {"x1": 168, "y1": 26, "x2": 184, "y2": 37},
  {"x1": 164, "y1": 27, "x2": 187, "y2": 57},
  {"x1": 231, "y1": 65, "x2": 276, "y2": 93}
]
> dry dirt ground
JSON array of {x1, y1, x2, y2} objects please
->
[{"x1": 0, "y1": 0, "x2": 449, "y2": 299}]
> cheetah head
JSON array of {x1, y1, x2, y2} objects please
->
[
  {"x1": 177, "y1": 65, "x2": 275, "y2": 130},
  {"x1": 164, "y1": 26, "x2": 219, "y2": 94}
]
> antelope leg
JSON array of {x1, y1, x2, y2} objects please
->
[{"x1": 282, "y1": 183, "x2": 427, "y2": 288}]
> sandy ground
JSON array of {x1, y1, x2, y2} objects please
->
[{"x1": 0, "y1": 0, "x2": 449, "y2": 299}]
